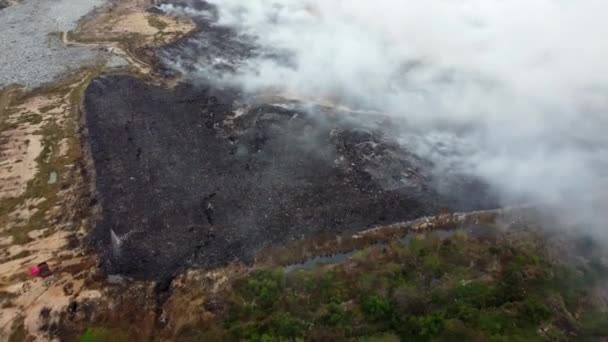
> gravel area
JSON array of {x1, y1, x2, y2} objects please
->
[{"x1": 0, "y1": 0, "x2": 106, "y2": 88}]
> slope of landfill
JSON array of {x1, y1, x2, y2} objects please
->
[{"x1": 85, "y1": 74, "x2": 497, "y2": 281}]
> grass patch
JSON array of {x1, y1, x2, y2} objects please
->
[
  {"x1": 147, "y1": 15, "x2": 168, "y2": 31},
  {"x1": 0, "y1": 85, "x2": 24, "y2": 131},
  {"x1": 80, "y1": 327, "x2": 129, "y2": 342},
  {"x1": 0, "y1": 66, "x2": 104, "y2": 245}
]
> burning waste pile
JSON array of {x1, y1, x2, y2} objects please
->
[
  {"x1": 85, "y1": 0, "x2": 608, "y2": 280},
  {"x1": 85, "y1": 76, "x2": 495, "y2": 280}
]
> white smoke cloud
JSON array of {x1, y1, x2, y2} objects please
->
[{"x1": 166, "y1": 0, "x2": 608, "y2": 232}]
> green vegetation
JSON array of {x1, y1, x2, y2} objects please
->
[
  {"x1": 188, "y1": 231, "x2": 607, "y2": 341},
  {"x1": 147, "y1": 15, "x2": 168, "y2": 31},
  {"x1": 80, "y1": 327, "x2": 129, "y2": 342}
]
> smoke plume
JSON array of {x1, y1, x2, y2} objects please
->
[{"x1": 162, "y1": 0, "x2": 608, "y2": 233}]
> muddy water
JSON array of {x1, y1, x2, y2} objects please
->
[{"x1": 285, "y1": 224, "x2": 497, "y2": 272}]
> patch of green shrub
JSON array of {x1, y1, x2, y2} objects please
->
[
  {"x1": 245, "y1": 270, "x2": 284, "y2": 310},
  {"x1": 362, "y1": 295, "x2": 393, "y2": 322},
  {"x1": 210, "y1": 232, "x2": 607, "y2": 341}
]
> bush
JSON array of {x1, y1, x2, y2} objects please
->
[
  {"x1": 392, "y1": 285, "x2": 426, "y2": 315},
  {"x1": 476, "y1": 310, "x2": 511, "y2": 335},
  {"x1": 362, "y1": 295, "x2": 393, "y2": 322},
  {"x1": 271, "y1": 313, "x2": 305, "y2": 340},
  {"x1": 580, "y1": 311, "x2": 608, "y2": 337},
  {"x1": 245, "y1": 271, "x2": 284, "y2": 310},
  {"x1": 520, "y1": 298, "x2": 551, "y2": 325},
  {"x1": 316, "y1": 272, "x2": 346, "y2": 303},
  {"x1": 454, "y1": 282, "x2": 492, "y2": 308},
  {"x1": 439, "y1": 319, "x2": 486, "y2": 341},
  {"x1": 453, "y1": 303, "x2": 480, "y2": 323},
  {"x1": 81, "y1": 328, "x2": 108, "y2": 342},
  {"x1": 408, "y1": 312, "x2": 446, "y2": 338},
  {"x1": 320, "y1": 302, "x2": 346, "y2": 327},
  {"x1": 423, "y1": 253, "x2": 444, "y2": 277},
  {"x1": 491, "y1": 268, "x2": 525, "y2": 305},
  {"x1": 80, "y1": 328, "x2": 128, "y2": 342}
]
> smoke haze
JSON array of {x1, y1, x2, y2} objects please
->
[{"x1": 162, "y1": 0, "x2": 608, "y2": 233}]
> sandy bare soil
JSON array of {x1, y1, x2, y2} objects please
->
[
  {"x1": 0, "y1": 93, "x2": 66, "y2": 200},
  {"x1": 63, "y1": 0, "x2": 195, "y2": 76},
  {"x1": 0, "y1": 233, "x2": 96, "y2": 340},
  {"x1": 0, "y1": 1, "x2": 198, "y2": 339},
  {"x1": 85, "y1": 8, "x2": 194, "y2": 44},
  {"x1": 0, "y1": 128, "x2": 42, "y2": 199},
  {"x1": 0, "y1": 80, "x2": 90, "y2": 340}
]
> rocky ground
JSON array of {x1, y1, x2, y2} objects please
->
[{"x1": 0, "y1": 0, "x2": 106, "y2": 88}]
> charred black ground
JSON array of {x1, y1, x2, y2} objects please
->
[
  {"x1": 83, "y1": 1, "x2": 499, "y2": 281},
  {"x1": 84, "y1": 75, "x2": 496, "y2": 281}
]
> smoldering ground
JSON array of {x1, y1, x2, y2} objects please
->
[
  {"x1": 85, "y1": 0, "x2": 608, "y2": 281},
  {"x1": 161, "y1": 0, "x2": 608, "y2": 235},
  {"x1": 85, "y1": 75, "x2": 495, "y2": 281}
]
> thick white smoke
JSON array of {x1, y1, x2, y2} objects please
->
[{"x1": 166, "y1": 0, "x2": 608, "y2": 232}]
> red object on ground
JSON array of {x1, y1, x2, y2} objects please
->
[
  {"x1": 29, "y1": 262, "x2": 52, "y2": 278},
  {"x1": 37, "y1": 262, "x2": 52, "y2": 278},
  {"x1": 29, "y1": 266, "x2": 40, "y2": 277}
]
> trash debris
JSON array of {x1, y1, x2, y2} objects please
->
[
  {"x1": 29, "y1": 262, "x2": 52, "y2": 278},
  {"x1": 29, "y1": 266, "x2": 40, "y2": 277},
  {"x1": 48, "y1": 171, "x2": 57, "y2": 184}
]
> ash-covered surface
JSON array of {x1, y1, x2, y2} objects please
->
[
  {"x1": 85, "y1": 0, "x2": 497, "y2": 281},
  {"x1": 85, "y1": 75, "x2": 496, "y2": 281},
  {"x1": 156, "y1": 0, "x2": 270, "y2": 82}
]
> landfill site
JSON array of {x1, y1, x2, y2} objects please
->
[{"x1": 1, "y1": 0, "x2": 607, "y2": 340}]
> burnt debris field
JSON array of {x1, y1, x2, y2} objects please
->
[
  {"x1": 81, "y1": 0, "x2": 502, "y2": 283},
  {"x1": 84, "y1": 75, "x2": 496, "y2": 281}
]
